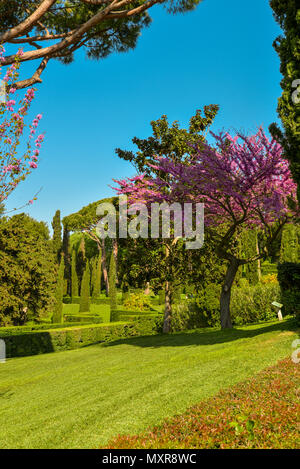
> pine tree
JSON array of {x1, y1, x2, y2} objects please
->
[
  {"x1": 71, "y1": 249, "x2": 79, "y2": 300},
  {"x1": 79, "y1": 261, "x2": 90, "y2": 312},
  {"x1": 52, "y1": 256, "x2": 65, "y2": 323},
  {"x1": 109, "y1": 251, "x2": 117, "y2": 311},
  {"x1": 280, "y1": 224, "x2": 299, "y2": 263},
  {"x1": 51, "y1": 210, "x2": 62, "y2": 259}
]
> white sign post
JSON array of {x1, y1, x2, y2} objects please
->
[{"x1": 271, "y1": 301, "x2": 283, "y2": 321}]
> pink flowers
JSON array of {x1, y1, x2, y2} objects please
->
[
  {"x1": 0, "y1": 52, "x2": 44, "y2": 205},
  {"x1": 114, "y1": 128, "x2": 298, "y2": 228}
]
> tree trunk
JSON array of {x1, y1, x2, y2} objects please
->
[
  {"x1": 112, "y1": 238, "x2": 118, "y2": 285},
  {"x1": 163, "y1": 281, "x2": 172, "y2": 333},
  {"x1": 220, "y1": 258, "x2": 240, "y2": 329},
  {"x1": 101, "y1": 239, "x2": 109, "y2": 297}
]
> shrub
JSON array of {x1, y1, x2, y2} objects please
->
[
  {"x1": 194, "y1": 283, "x2": 281, "y2": 327},
  {"x1": 277, "y1": 263, "x2": 300, "y2": 322},
  {"x1": 123, "y1": 293, "x2": 151, "y2": 311},
  {"x1": 170, "y1": 303, "x2": 208, "y2": 332}
]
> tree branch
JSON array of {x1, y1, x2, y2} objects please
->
[{"x1": 0, "y1": 0, "x2": 57, "y2": 43}]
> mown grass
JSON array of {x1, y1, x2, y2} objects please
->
[
  {"x1": 0, "y1": 319, "x2": 298, "y2": 449},
  {"x1": 107, "y1": 357, "x2": 300, "y2": 449}
]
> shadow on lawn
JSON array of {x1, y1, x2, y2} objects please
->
[{"x1": 102, "y1": 319, "x2": 299, "y2": 349}]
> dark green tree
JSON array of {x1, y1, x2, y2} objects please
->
[
  {"x1": 51, "y1": 209, "x2": 62, "y2": 260},
  {"x1": 71, "y1": 249, "x2": 79, "y2": 300},
  {"x1": 91, "y1": 251, "x2": 102, "y2": 300},
  {"x1": 280, "y1": 223, "x2": 299, "y2": 263},
  {"x1": 0, "y1": 213, "x2": 56, "y2": 326},
  {"x1": 62, "y1": 225, "x2": 71, "y2": 295},
  {"x1": 269, "y1": 0, "x2": 300, "y2": 199},
  {"x1": 52, "y1": 256, "x2": 65, "y2": 323},
  {"x1": 79, "y1": 261, "x2": 90, "y2": 313},
  {"x1": 109, "y1": 251, "x2": 117, "y2": 311}
]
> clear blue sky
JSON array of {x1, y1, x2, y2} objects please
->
[{"x1": 6, "y1": 0, "x2": 282, "y2": 229}]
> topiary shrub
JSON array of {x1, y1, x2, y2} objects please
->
[{"x1": 123, "y1": 293, "x2": 151, "y2": 311}]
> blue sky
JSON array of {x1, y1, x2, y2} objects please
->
[{"x1": 5, "y1": 0, "x2": 282, "y2": 229}]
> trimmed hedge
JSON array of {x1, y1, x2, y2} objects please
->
[
  {"x1": 0, "y1": 322, "x2": 88, "y2": 336},
  {"x1": 63, "y1": 315, "x2": 103, "y2": 324},
  {"x1": 0, "y1": 317, "x2": 159, "y2": 358}
]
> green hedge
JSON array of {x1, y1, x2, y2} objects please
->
[
  {"x1": 0, "y1": 318, "x2": 159, "y2": 358},
  {"x1": 0, "y1": 322, "x2": 88, "y2": 337},
  {"x1": 63, "y1": 315, "x2": 103, "y2": 324}
]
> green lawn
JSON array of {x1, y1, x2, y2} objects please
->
[{"x1": 0, "y1": 319, "x2": 298, "y2": 449}]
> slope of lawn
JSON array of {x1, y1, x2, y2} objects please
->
[
  {"x1": 106, "y1": 357, "x2": 300, "y2": 449},
  {"x1": 0, "y1": 319, "x2": 298, "y2": 449}
]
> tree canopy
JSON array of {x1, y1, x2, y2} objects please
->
[
  {"x1": 269, "y1": 0, "x2": 300, "y2": 199},
  {"x1": 0, "y1": 0, "x2": 204, "y2": 89}
]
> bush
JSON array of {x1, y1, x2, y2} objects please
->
[
  {"x1": 231, "y1": 283, "x2": 280, "y2": 325},
  {"x1": 277, "y1": 263, "x2": 300, "y2": 322},
  {"x1": 170, "y1": 303, "x2": 208, "y2": 332},
  {"x1": 194, "y1": 284, "x2": 221, "y2": 327},
  {"x1": 123, "y1": 293, "x2": 151, "y2": 311},
  {"x1": 194, "y1": 283, "x2": 281, "y2": 327}
]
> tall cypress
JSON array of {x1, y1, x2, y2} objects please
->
[
  {"x1": 91, "y1": 251, "x2": 102, "y2": 300},
  {"x1": 79, "y1": 261, "x2": 90, "y2": 312},
  {"x1": 71, "y1": 249, "x2": 79, "y2": 300},
  {"x1": 52, "y1": 256, "x2": 65, "y2": 323},
  {"x1": 51, "y1": 210, "x2": 62, "y2": 260},
  {"x1": 109, "y1": 251, "x2": 117, "y2": 311},
  {"x1": 62, "y1": 226, "x2": 71, "y2": 295},
  {"x1": 280, "y1": 224, "x2": 299, "y2": 263}
]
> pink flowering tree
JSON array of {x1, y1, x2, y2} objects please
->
[
  {"x1": 114, "y1": 128, "x2": 299, "y2": 329},
  {"x1": 0, "y1": 46, "x2": 44, "y2": 210}
]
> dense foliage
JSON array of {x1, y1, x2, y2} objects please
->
[
  {"x1": 270, "y1": 0, "x2": 300, "y2": 199},
  {"x1": 0, "y1": 213, "x2": 56, "y2": 325}
]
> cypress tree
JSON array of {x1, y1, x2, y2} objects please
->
[
  {"x1": 62, "y1": 226, "x2": 71, "y2": 295},
  {"x1": 71, "y1": 249, "x2": 79, "y2": 300},
  {"x1": 52, "y1": 256, "x2": 65, "y2": 323},
  {"x1": 109, "y1": 251, "x2": 117, "y2": 311},
  {"x1": 280, "y1": 224, "x2": 299, "y2": 263},
  {"x1": 91, "y1": 251, "x2": 102, "y2": 300},
  {"x1": 77, "y1": 236, "x2": 86, "y2": 287},
  {"x1": 51, "y1": 210, "x2": 62, "y2": 259},
  {"x1": 79, "y1": 261, "x2": 90, "y2": 312}
]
